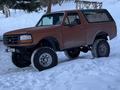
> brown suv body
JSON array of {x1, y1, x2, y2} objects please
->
[
  {"x1": 3, "y1": 9, "x2": 117, "y2": 71},
  {"x1": 4, "y1": 9, "x2": 117, "y2": 50}
]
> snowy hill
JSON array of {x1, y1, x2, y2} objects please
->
[{"x1": 0, "y1": 0, "x2": 120, "y2": 90}]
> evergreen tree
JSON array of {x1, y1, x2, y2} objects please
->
[
  {"x1": 0, "y1": 0, "x2": 67, "y2": 13},
  {"x1": 0, "y1": 0, "x2": 16, "y2": 8}
]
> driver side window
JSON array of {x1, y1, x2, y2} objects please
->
[{"x1": 64, "y1": 12, "x2": 81, "y2": 25}]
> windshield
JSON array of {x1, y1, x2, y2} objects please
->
[{"x1": 37, "y1": 13, "x2": 64, "y2": 26}]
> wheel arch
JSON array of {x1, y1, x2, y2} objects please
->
[
  {"x1": 94, "y1": 31, "x2": 109, "y2": 41},
  {"x1": 36, "y1": 37, "x2": 60, "y2": 51}
]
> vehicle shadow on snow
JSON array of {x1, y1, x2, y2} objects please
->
[{"x1": 58, "y1": 52, "x2": 93, "y2": 64}]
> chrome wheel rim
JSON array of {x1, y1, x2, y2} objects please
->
[{"x1": 39, "y1": 53, "x2": 52, "y2": 67}]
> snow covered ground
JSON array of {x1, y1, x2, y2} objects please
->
[{"x1": 0, "y1": 0, "x2": 120, "y2": 90}]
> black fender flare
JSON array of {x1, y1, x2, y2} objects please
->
[{"x1": 37, "y1": 37, "x2": 60, "y2": 51}]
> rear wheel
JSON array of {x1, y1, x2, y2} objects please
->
[
  {"x1": 12, "y1": 53, "x2": 31, "y2": 68},
  {"x1": 64, "y1": 48, "x2": 80, "y2": 59},
  {"x1": 31, "y1": 47, "x2": 58, "y2": 71},
  {"x1": 91, "y1": 39, "x2": 110, "y2": 58}
]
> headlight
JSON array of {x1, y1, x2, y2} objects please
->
[{"x1": 20, "y1": 34, "x2": 32, "y2": 40}]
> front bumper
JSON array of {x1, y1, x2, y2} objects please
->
[{"x1": 6, "y1": 47, "x2": 15, "y2": 52}]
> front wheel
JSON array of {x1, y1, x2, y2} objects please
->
[
  {"x1": 12, "y1": 53, "x2": 31, "y2": 68},
  {"x1": 31, "y1": 47, "x2": 58, "y2": 71},
  {"x1": 91, "y1": 39, "x2": 110, "y2": 58}
]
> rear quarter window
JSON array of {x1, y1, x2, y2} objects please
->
[{"x1": 82, "y1": 10, "x2": 114, "y2": 23}]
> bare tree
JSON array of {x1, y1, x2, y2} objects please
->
[
  {"x1": 3, "y1": 4, "x2": 10, "y2": 18},
  {"x1": 75, "y1": 0, "x2": 81, "y2": 9},
  {"x1": 46, "y1": 0, "x2": 64, "y2": 13},
  {"x1": 46, "y1": 0, "x2": 52, "y2": 13}
]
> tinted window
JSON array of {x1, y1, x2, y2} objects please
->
[
  {"x1": 82, "y1": 10, "x2": 113, "y2": 23},
  {"x1": 65, "y1": 13, "x2": 80, "y2": 25}
]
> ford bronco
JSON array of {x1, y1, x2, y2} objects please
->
[{"x1": 3, "y1": 9, "x2": 117, "y2": 71}]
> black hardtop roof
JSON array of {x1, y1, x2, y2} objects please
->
[
  {"x1": 43, "y1": 9, "x2": 108, "y2": 16},
  {"x1": 51, "y1": 9, "x2": 107, "y2": 13}
]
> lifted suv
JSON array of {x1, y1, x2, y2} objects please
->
[{"x1": 3, "y1": 9, "x2": 117, "y2": 71}]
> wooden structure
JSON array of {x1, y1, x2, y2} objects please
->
[{"x1": 75, "y1": 0, "x2": 102, "y2": 9}]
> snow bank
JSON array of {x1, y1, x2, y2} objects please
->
[
  {"x1": 0, "y1": 41, "x2": 120, "y2": 90},
  {"x1": 0, "y1": 10, "x2": 44, "y2": 36}
]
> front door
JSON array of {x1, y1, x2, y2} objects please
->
[{"x1": 62, "y1": 12, "x2": 86, "y2": 49}]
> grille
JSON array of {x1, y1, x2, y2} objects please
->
[{"x1": 3, "y1": 35, "x2": 19, "y2": 44}]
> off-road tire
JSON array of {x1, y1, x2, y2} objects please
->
[
  {"x1": 12, "y1": 53, "x2": 31, "y2": 68},
  {"x1": 91, "y1": 39, "x2": 110, "y2": 58},
  {"x1": 31, "y1": 47, "x2": 58, "y2": 71},
  {"x1": 64, "y1": 48, "x2": 80, "y2": 59}
]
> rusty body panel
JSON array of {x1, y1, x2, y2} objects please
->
[{"x1": 3, "y1": 9, "x2": 117, "y2": 51}]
